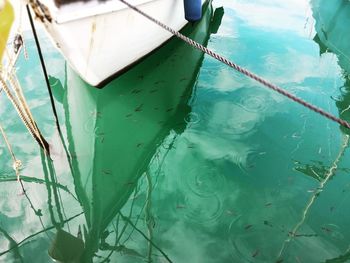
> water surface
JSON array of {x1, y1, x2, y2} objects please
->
[{"x1": 0, "y1": 0, "x2": 350, "y2": 262}]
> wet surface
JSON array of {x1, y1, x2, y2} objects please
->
[{"x1": 0, "y1": 0, "x2": 350, "y2": 262}]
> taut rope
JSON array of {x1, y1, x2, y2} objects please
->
[{"x1": 118, "y1": 0, "x2": 350, "y2": 130}]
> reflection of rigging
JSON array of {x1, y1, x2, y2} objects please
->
[{"x1": 278, "y1": 134, "x2": 349, "y2": 259}]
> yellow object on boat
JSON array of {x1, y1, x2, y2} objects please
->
[{"x1": 0, "y1": 0, "x2": 14, "y2": 61}]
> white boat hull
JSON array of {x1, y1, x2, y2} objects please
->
[{"x1": 37, "y1": 0, "x2": 196, "y2": 86}]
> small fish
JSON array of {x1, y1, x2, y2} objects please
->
[
  {"x1": 330, "y1": 206, "x2": 335, "y2": 212},
  {"x1": 245, "y1": 224, "x2": 253, "y2": 230},
  {"x1": 265, "y1": 203, "x2": 272, "y2": 207},
  {"x1": 275, "y1": 259, "x2": 284, "y2": 263},
  {"x1": 179, "y1": 77, "x2": 187, "y2": 82},
  {"x1": 252, "y1": 249, "x2": 259, "y2": 258},
  {"x1": 166, "y1": 108, "x2": 173, "y2": 112},
  {"x1": 263, "y1": 220, "x2": 273, "y2": 227},
  {"x1": 150, "y1": 89, "x2": 158, "y2": 93},
  {"x1": 134, "y1": 104, "x2": 143, "y2": 112},
  {"x1": 176, "y1": 205, "x2": 186, "y2": 209},
  {"x1": 126, "y1": 113, "x2": 133, "y2": 118},
  {"x1": 136, "y1": 143, "x2": 143, "y2": 148},
  {"x1": 131, "y1": 89, "x2": 142, "y2": 94},
  {"x1": 102, "y1": 170, "x2": 111, "y2": 175}
]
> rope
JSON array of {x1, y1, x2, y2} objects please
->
[
  {"x1": 118, "y1": 0, "x2": 350, "y2": 130},
  {"x1": 0, "y1": 76, "x2": 50, "y2": 151},
  {"x1": 26, "y1": 5, "x2": 63, "y2": 135}
]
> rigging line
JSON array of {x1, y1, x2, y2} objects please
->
[
  {"x1": 119, "y1": 212, "x2": 173, "y2": 263},
  {"x1": 18, "y1": 179, "x2": 51, "y2": 241},
  {"x1": 118, "y1": 0, "x2": 350, "y2": 130},
  {"x1": 26, "y1": 8, "x2": 76, "y2": 222},
  {"x1": 26, "y1": 5, "x2": 64, "y2": 140},
  {"x1": 26, "y1": 6, "x2": 73, "y2": 230},
  {"x1": 0, "y1": 211, "x2": 84, "y2": 257}
]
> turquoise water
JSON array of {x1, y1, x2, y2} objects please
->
[{"x1": 1, "y1": 0, "x2": 350, "y2": 262}]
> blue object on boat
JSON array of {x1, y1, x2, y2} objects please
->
[{"x1": 184, "y1": 0, "x2": 202, "y2": 22}]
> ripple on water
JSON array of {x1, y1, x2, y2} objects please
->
[
  {"x1": 182, "y1": 164, "x2": 226, "y2": 197},
  {"x1": 206, "y1": 101, "x2": 259, "y2": 136},
  {"x1": 228, "y1": 217, "x2": 283, "y2": 262},
  {"x1": 232, "y1": 149, "x2": 260, "y2": 173},
  {"x1": 184, "y1": 112, "x2": 201, "y2": 125},
  {"x1": 238, "y1": 95, "x2": 268, "y2": 113},
  {"x1": 184, "y1": 194, "x2": 223, "y2": 225}
]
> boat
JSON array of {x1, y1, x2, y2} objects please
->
[
  {"x1": 50, "y1": 2, "x2": 217, "y2": 261},
  {"x1": 27, "y1": 0, "x2": 206, "y2": 87},
  {"x1": 0, "y1": 2, "x2": 220, "y2": 262},
  {"x1": 0, "y1": 0, "x2": 14, "y2": 62}
]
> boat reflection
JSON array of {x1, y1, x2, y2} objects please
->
[
  {"x1": 311, "y1": 0, "x2": 350, "y2": 135},
  {"x1": 278, "y1": 1, "x2": 350, "y2": 261},
  {"x1": 294, "y1": 0, "x2": 350, "y2": 181},
  {"x1": 46, "y1": 2, "x2": 222, "y2": 262}
]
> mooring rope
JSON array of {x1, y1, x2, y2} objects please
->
[
  {"x1": 0, "y1": 76, "x2": 49, "y2": 151},
  {"x1": 118, "y1": 0, "x2": 350, "y2": 130}
]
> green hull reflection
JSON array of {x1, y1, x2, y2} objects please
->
[
  {"x1": 49, "y1": 2, "x2": 216, "y2": 261},
  {"x1": 312, "y1": 0, "x2": 350, "y2": 75}
]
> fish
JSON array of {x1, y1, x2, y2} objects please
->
[
  {"x1": 252, "y1": 249, "x2": 259, "y2": 258},
  {"x1": 245, "y1": 224, "x2": 253, "y2": 230}
]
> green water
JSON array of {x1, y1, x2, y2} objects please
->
[{"x1": 1, "y1": 0, "x2": 350, "y2": 262}]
